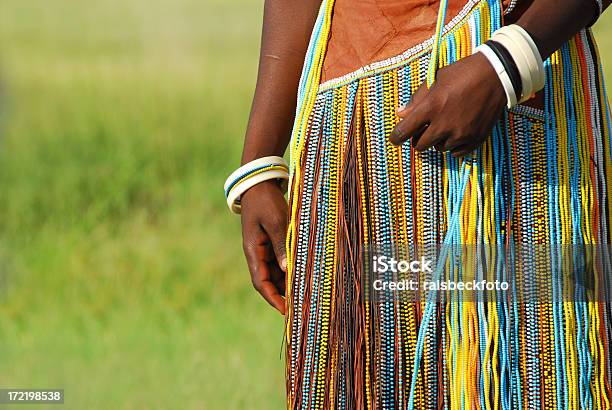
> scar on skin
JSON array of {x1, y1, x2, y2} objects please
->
[{"x1": 265, "y1": 54, "x2": 281, "y2": 60}]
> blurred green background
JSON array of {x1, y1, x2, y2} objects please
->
[{"x1": 0, "y1": 1, "x2": 610, "y2": 409}]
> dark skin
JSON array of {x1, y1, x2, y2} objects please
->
[
  {"x1": 241, "y1": 0, "x2": 610, "y2": 314},
  {"x1": 240, "y1": 0, "x2": 321, "y2": 315},
  {"x1": 390, "y1": 0, "x2": 611, "y2": 154}
]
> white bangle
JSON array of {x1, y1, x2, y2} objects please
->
[
  {"x1": 492, "y1": 32, "x2": 533, "y2": 103},
  {"x1": 511, "y1": 25, "x2": 545, "y2": 91},
  {"x1": 491, "y1": 25, "x2": 545, "y2": 103},
  {"x1": 474, "y1": 44, "x2": 518, "y2": 109},
  {"x1": 224, "y1": 156, "x2": 289, "y2": 214}
]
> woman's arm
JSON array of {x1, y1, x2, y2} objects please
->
[
  {"x1": 240, "y1": 0, "x2": 321, "y2": 315},
  {"x1": 389, "y1": 0, "x2": 610, "y2": 155},
  {"x1": 518, "y1": 0, "x2": 610, "y2": 58}
]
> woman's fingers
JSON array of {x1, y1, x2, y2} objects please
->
[
  {"x1": 450, "y1": 142, "x2": 479, "y2": 158},
  {"x1": 260, "y1": 209, "x2": 288, "y2": 273},
  {"x1": 390, "y1": 54, "x2": 506, "y2": 153},
  {"x1": 242, "y1": 224, "x2": 286, "y2": 315},
  {"x1": 390, "y1": 83, "x2": 434, "y2": 146},
  {"x1": 258, "y1": 279, "x2": 287, "y2": 314},
  {"x1": 271, "y1": 263, "x2": 286, "y2": 296},
  {"x1": 240, "y1": 181, "x2": 289, "y2": 315},
  {"x1": 413, "y1": 126, "x2": 449, "y2": 152},
  {"x1": 389, "y1": 104, "x2": 432, "y2": 146},
  {"x1": 397, "y1": 83, "x2": 428, "y2": 117}
]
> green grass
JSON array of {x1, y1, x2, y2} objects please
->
[
  {"x1": 0, "y1": 0, "x2": 285, "y2": 408},
  {"x1": 0, "y1": 1, "x2": 610, "y2": 408}
]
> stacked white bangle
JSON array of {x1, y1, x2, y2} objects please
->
[
  {"x1": 474, "y1": 44, "x2": 518, "y2": 109},
  {"x1": 491, "y1": 25, "x2": 545, "y2": 103},
  {"x1": 224, "y1": 156, "x2": 289, "y2": 214},
  {"x1": 473, "y1": 24, "x2": 545, "y2": 109}
]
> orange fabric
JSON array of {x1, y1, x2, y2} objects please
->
[{"x1": 321, "y1": 0, "x2": 517, "y2": 83}]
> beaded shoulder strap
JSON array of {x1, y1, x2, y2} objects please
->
[
  {"x1": 285, "y1": 0, "x2": 336, "y2": 366},
  {"x1": 407, "y1": 1, "x2": 484, "y2": 408}
]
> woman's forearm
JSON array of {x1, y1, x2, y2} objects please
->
[
  {"x1": 516, "y1": 0, "x2": 610, "y2": 59},
  {"x1": 241, "y1": 0, "x2": 322, "y2": 165}
]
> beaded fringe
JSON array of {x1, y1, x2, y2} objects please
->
[{"x1": 285, "y1": 0, "x2": 612, "y2": 408}]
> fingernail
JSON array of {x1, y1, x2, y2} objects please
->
[{"x1": 281, "y1": 258, "x2": 287, "y2": 271}]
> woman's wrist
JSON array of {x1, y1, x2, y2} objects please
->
[
  {"x1": 241, "y1": 147, "x2": 287, "y2": 166},
  {"x1": 473, "y1": 25, "x2": 545, "y2": 109}
]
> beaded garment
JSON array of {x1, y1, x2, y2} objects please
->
[{"x1": 285, "y1": 0, "x2": 612, "y2": 408}]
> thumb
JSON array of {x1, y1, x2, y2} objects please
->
[
  {"x1": 261, "y1": 214, "x2": 288, "y2": 272},
  {"x1": 397, "y1": 82, "x2": 429, "y2": 118}
]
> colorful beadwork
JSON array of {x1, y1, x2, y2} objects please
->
[{"x1": 285, "y1": 0, "x2": 612, "y2": 408}]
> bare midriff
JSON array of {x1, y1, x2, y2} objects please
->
[{"x1": 321, "y1": 0, "x2": 528, "y2": 83}]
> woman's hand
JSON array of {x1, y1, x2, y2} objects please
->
[
  {"x1": 240, "y1": 180, "x2": 288, "y2": 315},
  {"x1": 236, "y1": 0, "x2": 322, "y2": 315},
  {"x1": 388, "y1": 52, "x2": 507, "y2": 156}
]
